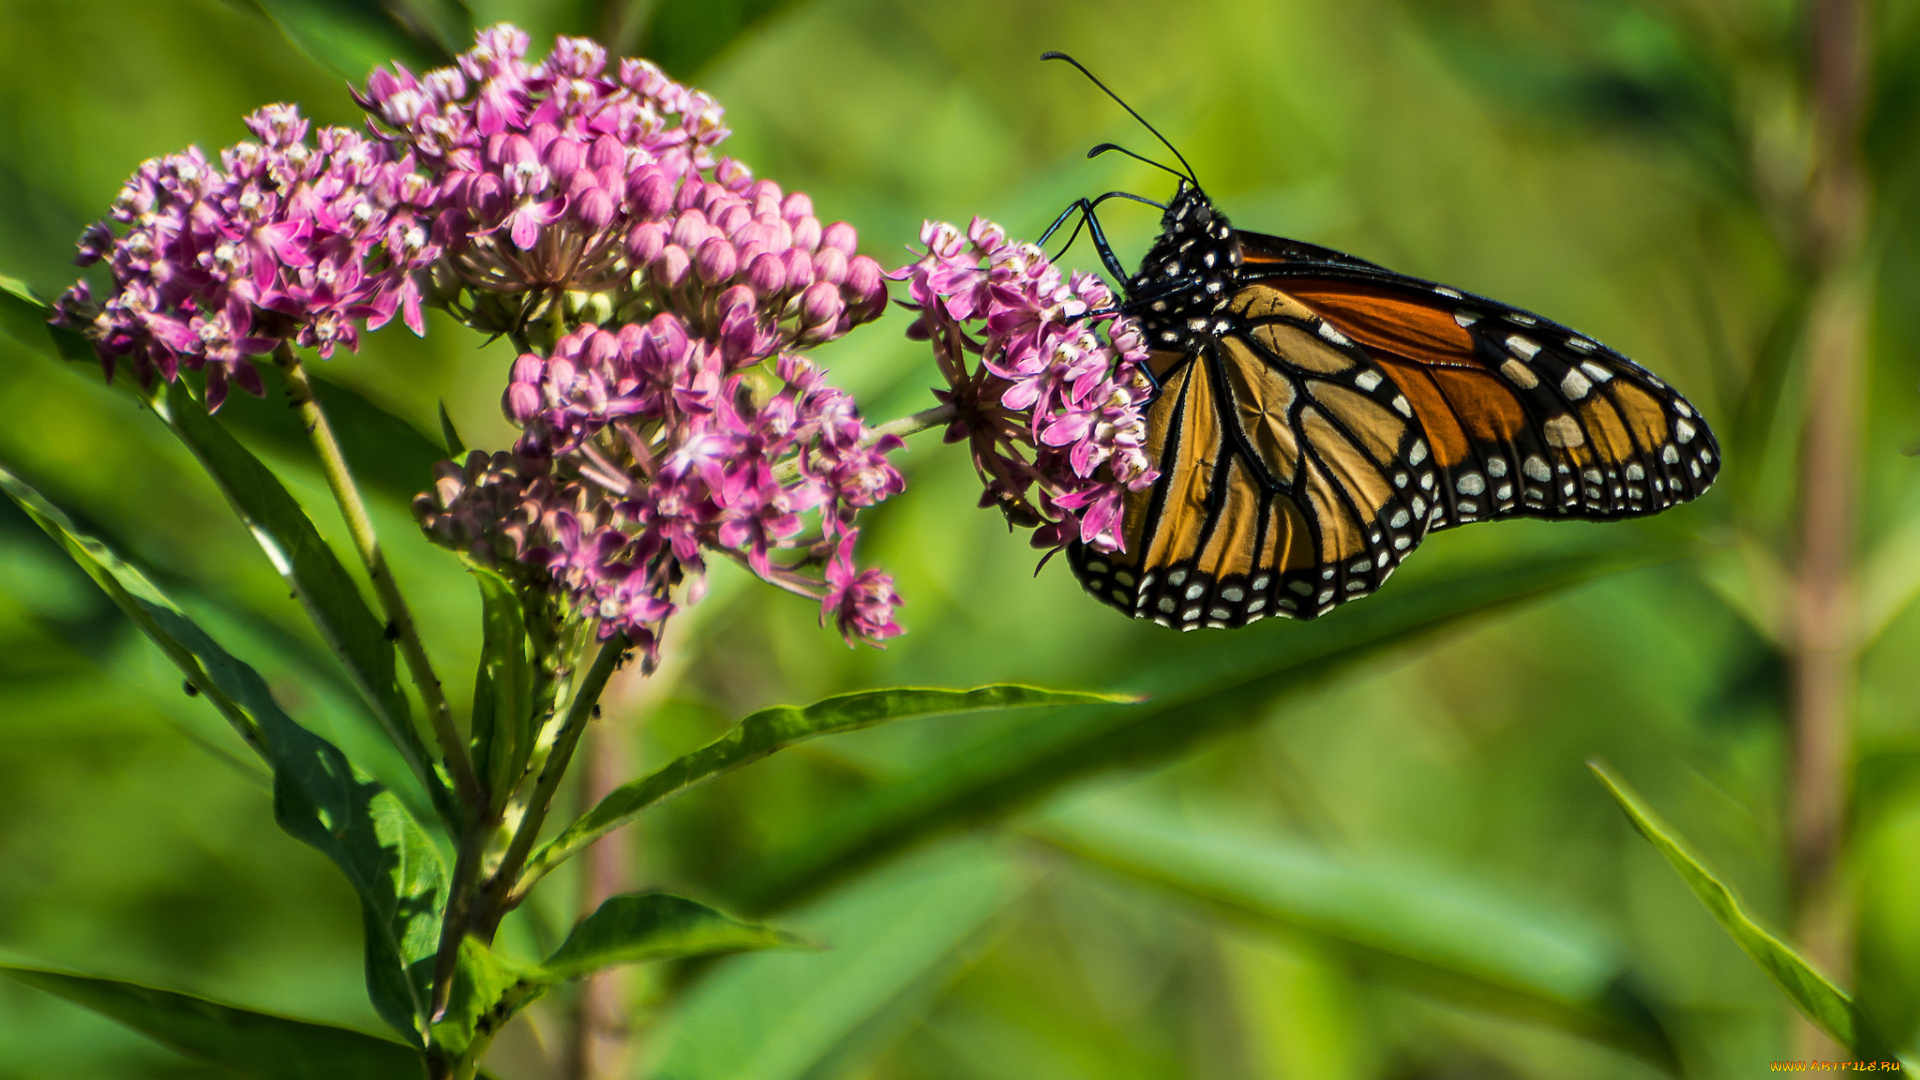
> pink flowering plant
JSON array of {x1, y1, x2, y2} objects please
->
[
  {"x1": 894, "y1": 217, "x2": 1158, "y2": 557},
  {"x1": 0, "y1": 23, "x2": 1117, "y2": 1080}
]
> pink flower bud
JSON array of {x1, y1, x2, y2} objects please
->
[
  {"x1": 670, "y1": 209, "x2": 710, "y2": 251},
  {"x1": 812, "y1": 245, "x2": 848, "y2": 286},
  {"x1": 791, "y1": 216, "x2": 821, "y2": 251},
  {"x1": 716, "y1": 284, "x2": 756, "y2": 323},
  {"x1": 627, "y1": 168, "x2": 674, "y2": 219},
  {"x1": 575, "y1": 187, "x2": 615, "y2": 230},
  {"x1": 544, "y1": 136, "x2": 584, "y2": 181},
  {"x1": 585, "y1": 327, "x2": 621, "y2": 366},
  {"x1": 653, "y1": 244, "x2": 691, "y2": 288},
  {"x1": 627, "y1": 221, "x2": 666, "y2": 263},
  {"x1": 695, "y1": 236, "x2": 737, "y2": 285},
  {"x1": 799, "y1": 280, "x2": 842, "y2": 327},
  {"x1": 747, "y1": 179, "x2": 783, "y2": 216},
  {"x1": 713, "y1": 202, "x2": 750, "y2": 237},
  {"x1": 820, "y1": 221, "x2": 858, "y2": 256},
  {"x1": 745, "y1": 251, "x2": 787, "y2": 296},
  {"x1": 844, "y1": 255, "x2": 885, "y2": 317},
  {"x1": 780, "y1": 248, "x2": 815, "y2": 291},
  {"x1": 588, "y1": 134, "x2": 625, "y2": 171},
  {"x1": 781, "y1": 192, "x2": 813, "y2": 223},
  {"x1": 506, "y1": 378, "x2": 541, "y2": 423},
  {"x1": 674, "y1": 175, "x2": 705, "y2": 212},
  {"x1": 528, "y1": 122, "x2": 559, "y2": 157}
]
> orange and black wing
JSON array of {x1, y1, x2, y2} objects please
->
[{"x1": 1068, "y1": 232, "x2": 1718, "y2": 628}]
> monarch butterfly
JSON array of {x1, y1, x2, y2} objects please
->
[{"x1": 1042, "y1": 54, "x2": 1719, "y2": 628}]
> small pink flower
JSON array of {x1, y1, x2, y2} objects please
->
[{"x1": 892, "y1": 216, "x2": 1157, "y2": 556}]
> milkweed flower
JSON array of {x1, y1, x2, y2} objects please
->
[
  {"x1": 417, "y1": 319, "x2": 905, "y2": 655},
  {"x1": 357, "y1": 26, "x2": 886, "y2": 349},
  {"x1": 893, "y1": 217, "x2": 1157, "y2": 554},
  {"x1": 53, "y1": 105, "x2": 440, "y2": 409}
]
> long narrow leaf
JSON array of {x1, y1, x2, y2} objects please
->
[
  {"x1": 730, "y1": 544, "x2": 1681, "y2": 912},
  {"x1": 0, "y1": 963, "x2": 425, "y2": 1080},
  {"x1": 158, "y1": 379, "x2": 442, "y2": 819},
  {"x1": 1038, "y1": 799, "x2": 1676, "y2": 1069},
  {"x1": 522, "y1": 685, "x2": 1133, "y2": 890},
  {"x1": 0, "y1": 467, "x2": 448, "y2": 1047},
  {"x1": 0, "y1": 273, "x2": 91, "y2": 363},
  {"x1": 540, "y1": 893, "x2": 798, "y2": 980},
  {"x1": 1, "y1": 271, "x2": 446, "y2": 507},
  {"x1": 245, "y1": 0, "x2": 471, "y2": 79},
  {"x1": 1589, "y1": 762, "x2": 1902, "y2": 1061},
  {"x1": 642, "y1": 841, "x2": 1022, "y2": 1080},
  {"x1": 469, "y1": 566, "x2": 533, "y2": 815}
]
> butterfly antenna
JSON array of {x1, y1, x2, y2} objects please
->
[
  {"x1": 1088, "y1": 143, "x2": 1188, "y2": 186},
  {"x1": 1042, "y1": 51, "x2": 1198, "y2": 187}
]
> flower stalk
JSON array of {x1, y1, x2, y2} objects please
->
[{"x1": 275, "y1": 344, "x2": 484, "y2": 817}]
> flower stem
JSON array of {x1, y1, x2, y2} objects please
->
[
  {"x1": 473, "y1": 636, "x2": 628, "y2": 937},
  {"x1": 274, "y1": 344, "x2": 483, "y2": 817}
]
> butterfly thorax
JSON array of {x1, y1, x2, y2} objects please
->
[{"x1": 1128, "y1": 181, "x2": 1243, "y2": 352}]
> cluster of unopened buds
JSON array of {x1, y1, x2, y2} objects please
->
[
  {"x1": 894, "y1": 217, "x2": 1158, "y2": 554},
  {"x1": 391, "y1": 29, "x2": 904, "y2": 654},
  {"x1": 357, "y1": 25, "x2": 886, "y2": 353}
]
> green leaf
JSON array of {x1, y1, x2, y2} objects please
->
[
  {"x1": 0, "y1": 963, "x2": 425, "y2": 1079},
  {"x1": 216, "y1": 364, "x2": 452, "y2": 507},
  {"x1": 244, "y1": 0, "x2": 472, "y2": 79},
  {"x1": 469, "y1": 566, "x2": 533, "y2": 815},
  {"x1": 158, "y1": 378, "x2": 443, "y2": 821},
  {"x1": 1037, "y1": 798, "x2": 1677, "y2": 1069},
  {"x1": 0, "y1": 466, "x2": 449, "y2": 1048},
  {"x1": 540, "y1": 893, "x2": 798, "y2": 980},
  {"x1": 437, "y1": 401, "x2": 465, "y2": 458},
  {"x1": 522, "y1": 684, "x2": 1132, "y2": 889},
  {"x1": 0, "y1": 272, "x2": 93, "y2": 363},
  {"x1": 427, "y1": 939, "x2": 541, "y2": 1060},
  {"x1": 730, "y1": 544, "x2": 1681, "y2": 912},
  {"x1": 639, "y1": 0, "x2": 800, "y2": 78},
  {"x1": 1588, "y1": 762, "x2": 1902, "y2": 1061},
  {"x1": 642, "y1": 841, "x2": 1022, "y2": 1080}
]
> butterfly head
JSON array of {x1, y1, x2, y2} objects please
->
[{"x1": 1131, "y1": 181, "x2": 1243, "y2": 350}]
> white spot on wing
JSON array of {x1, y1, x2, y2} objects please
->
[
  {"x1": 1543, "y1": 415, "x2": 1585, "y2": 449},
  {"x1": 1506, "y1": 334, "x2": 1540, "y2": 360},
  {"x1": 1354, "y1": 369, "x2": 1382, "y2": 392},
  {"x1": 1457, "y1": 473, "x2": 1485, "y2": 495},
  {"x1": 1501, "y1": 359, "x2": 1538, "y2": 388},
  {"x1": 1561, "y1": 368, "x2": 1592, "y2": 400},
  {"x1": 1524, "y1": 455, "x2": 1550, "y2": 482}
]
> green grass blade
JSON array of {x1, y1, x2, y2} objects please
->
[
  {"x1": 1588, "y1": 761, "x2": 1901, "y2": 1061},
  {"x1": 0, "y1": 273, "x2": 91, "y2": 364},
  {"x1": 245, "y1": 0, "x2": 471, "y2": 79},
  {"x1": 0, "y1": 466, "x2": 448, "y2": 1047},
  {"x1": 158, "y1": 379, "x2": 444, "y2": 819},
  {"x1": 0, "y1": 963, "x2": 426, "y2": 1079},
  {"x1": 642, "y1": 841, "x2": 1022, "y2": 1080},
  {"x1": 539, "y1": 893, "x2": 798, "y2": 980},
  {"x1": 1038, "y1": 798, "x2": 1677, "y2": 1069},
  {"x1": 731, "y1": 545, "x2": 1679, "y2": 912},
  {"x1": 522, "y1": 685, "x2": 1133, "y2": 889}
]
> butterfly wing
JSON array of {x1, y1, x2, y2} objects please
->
[{"x1": 1068, "y1": 232, "x2": 1718, "y2": 627}]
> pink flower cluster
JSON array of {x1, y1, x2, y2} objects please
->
[
  {"x1": 418, "y1": 316, "x2": 905, "y2": 653},
  {"x1": 55, "y1": 105, "x2": 438, "y2": 408},
  {"x1": 357, "y1": 25, "x2": 885, "y2": 348},
  {"x1": 894, "y1": 218, "x2": 1158, "y2": 554}
]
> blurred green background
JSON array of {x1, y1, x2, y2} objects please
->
[{"x1": 2, "y1": 0, "x2": 1919, "y2": 1077}]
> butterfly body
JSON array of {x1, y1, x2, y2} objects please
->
[{"x1": 1068, "y1": 180, "x2": 1719, "y2": 628}]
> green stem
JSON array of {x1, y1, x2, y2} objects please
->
[
  {"x1": 274, "y1": 344, "x2": 483, "y2": 817},
  {"x1": 473, "y1": 637, "x2": 628, "y2": 938}
]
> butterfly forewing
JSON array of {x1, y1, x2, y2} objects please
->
[{"x1": 1067, "y1": 188, "x2": 1718, "y2": 628}]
